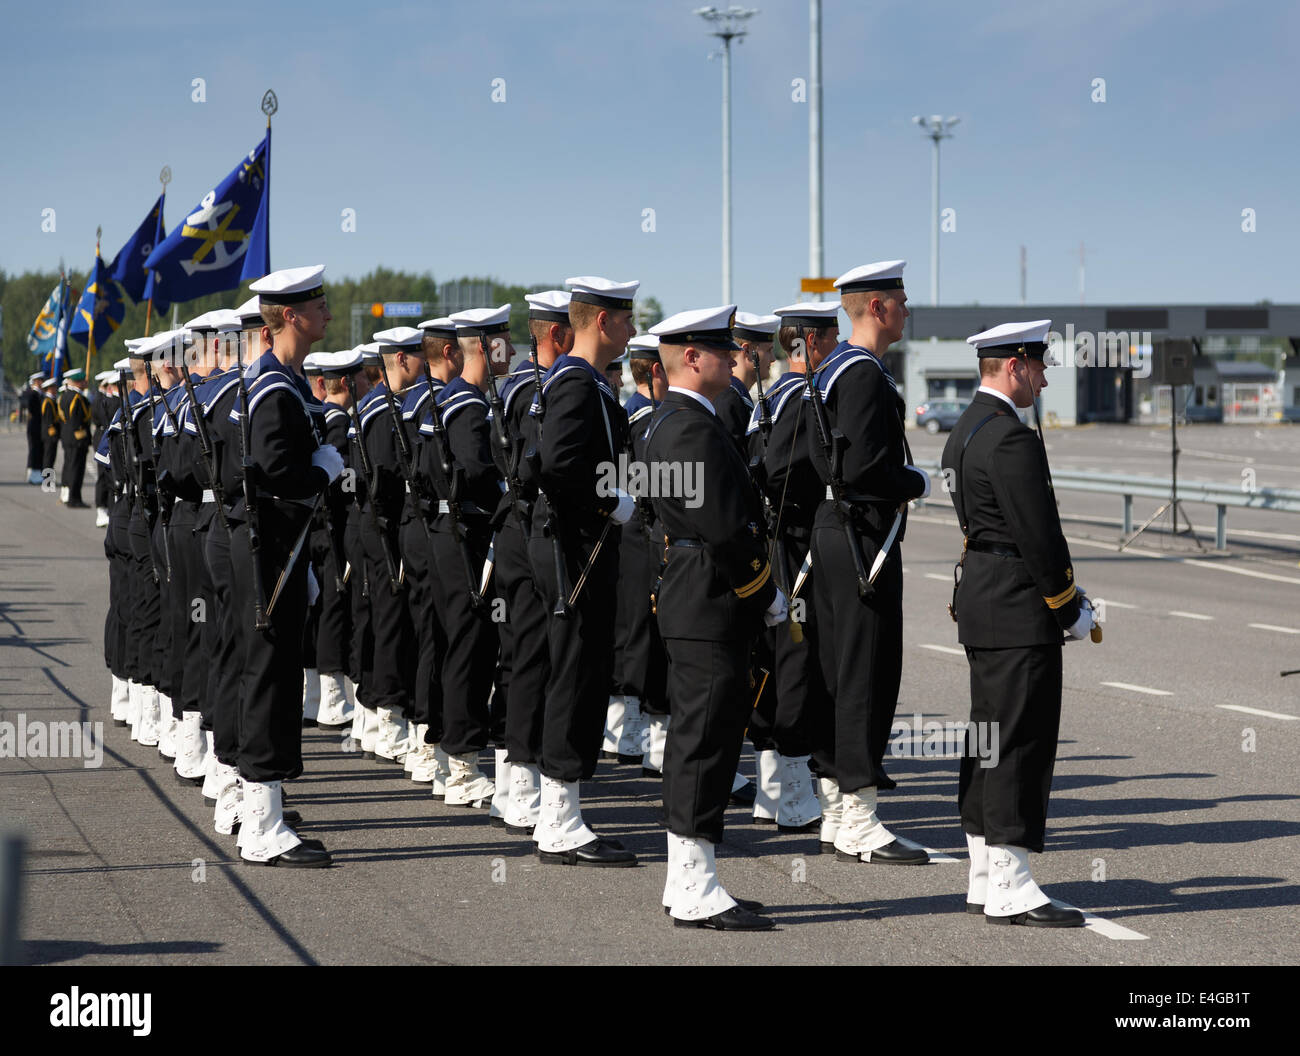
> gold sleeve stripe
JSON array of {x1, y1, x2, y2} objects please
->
[
  {"x1": 1043, "y1": 584, "x2": 1077, "y2": 610},
  {"x1": 734, "y1": 562, "x2": 771, "y2": 599}
]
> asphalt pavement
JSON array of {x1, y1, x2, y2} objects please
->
[{"x1": 2, "y1": 426, "x2": 1298, "y2": 966}]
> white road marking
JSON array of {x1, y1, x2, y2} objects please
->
[
  {"x1": 1249, "y1": 623, "x2": 1300, "y2": 635},
  {"x1": 1216, "y1": 704, "x2": 1299, "y2": 721},
  {"x1": 1168, "y1": 610, "x2": 1213, "y2": 620},
  {"x1": 894, "y1": 836, "x2": 960, "y2": 864},
  {"x1": 1101, "y1": 681, "x2": 1173, "y2": 697},
  {"x1": 919, "y1": 643, "x2": 966, "y2": 656},
  {"x1": 1096, "y1": 599, "x2": 1137, "y2": 609},
  {"x1": 1186, "y1": 560, "x2": 1300, "y2": 586},
  {"x1": 1049, "y1": 900, "x2": 1150, "y2": 941},
  {"x1": 924, "y1": 573, "x2": 950, "y2": 582}
]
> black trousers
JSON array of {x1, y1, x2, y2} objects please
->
[
  {"x1": 615, "y1": 515, "x2": 668, "y2": 713},
  {"x1": 312, "y1": 524, "x2": 351, "y2": 676},
  {"x1": 229, "y1": 504, "x2": 310, "y2": 783},
  {"x1": 104, "y1": 503, "x2": 131, "y2": 678},
  {"x1": 662, "y1": 637, "x2": 751, "y2": 843},
  {"x1": 529, "y1": 510, "x2": 620, "y2": 783},
  {"x1": 959, "y1": 643, "x2": 1063, "y2": 853},
  {"x1": 344, "y1": 511, "x2": 375, "y2": 705},
  {"x1": 61, "y1": 441, "x2": 88, "y2": 502},
  {"x1": 151, "y1": 516, "x2": 175, "y2": 697},
  {"x1": 769, "y1": 530, "x2": 831, "y2": 759},
  {"x1": 205, "y1": 516, "x2": 241, "y2": 764},
  {"x1": 42, "y1": 438, "x2": 58, "y2": 472},
  {"x1": 812, "y1": 523, "x2": 904, "y2": 794},
  {"x1": 429, "y1": 516, "x2": 495, "y2": 756},
  {"x1": 400, "y1": 514, "x2": 444, "y2": 735},
  {"x1": 26, "y1": 422, "x2": 42, "y2": 471},
  {"x1": 168, "y1": 511, "x2": 205, "y2": 720},
  {"x1": 193, "y1": 515, "x2": 218, "y2": 731},
  {"x1": 498, "y1": 521, "x2": 549, "y2": 764},
  {"x1": 361, "y1": 509, "x2": 414, "y2": 718},
  {"x1": 126, "y1": 510, "x2": 160, "y2": 686},
  {"x1": 94, "y1": 463, "x2": 112, "y2": 509}
]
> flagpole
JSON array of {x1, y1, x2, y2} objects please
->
[
  {"x1": 85, "y1": 226, "x2": 102, "y2": 380},
  {"x1": 144, "y1": 166, "x2": 170, "y2": 339}
]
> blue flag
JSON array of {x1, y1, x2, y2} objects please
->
[
  {"x1": 69, "y1": 251, "x2": 126, "y2": 357},
  {"x1": 144, "y1": 130, "x2": 270, "y2": 303},
  {"x1": 109, "y1": 193, "x2": 169, "y2": 312},
  {"x1": 27, "y1": 280, "x2": 67, "y2": 359}
]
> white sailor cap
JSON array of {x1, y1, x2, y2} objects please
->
[
  {"x1": 28, "y1": 372, "x2": 45, "y2": 385},
  {"x1": 183, "y1": 310, "x2": 222, "y2": 333},
  {"x1": 372, "y1": 326, "x2": 425, "y2": 350},
  {"x1": 64, "y1": 368, "x2": 86, "y2": 382},
  {"x1": 417, "y1": 317, "x2": 458, "y2": 337},
  {"x1": 772, "y1": 301, "x2": 842, "y2": 328},
  {"x1": 357, "y1": 342, "x2": 383, "y2": 364},
  {"x1": 249, "y1": 265, "x2": 326, "y2": 306},
  {"x1": 212, "y1": 309, "x2": 243, "y2": 334},
  {"x1": 310, "y1": 349, "x2": 365, "y2": 376},
  {"x1": 734, "y1": 312, "x2": 779, "y2": 342},
  {"x1": 565, "y1": 276, "x2": 639, "y2": 310},
  {"x1": 124, "y1": 337, "x2": 149, "y2": 357},
  {"x1": 113, "y1": 357, "x2": 131, "y2": 371},
  {"x1": 95, "y1": 369, "x2": 117, "y2": 384},
  {"x1": 302, "y1": 354, "x2": 324, "y2": 376},
  {"x1": 650, "y1": 305, "x2": 740, "y2": 349},
  {"x1": 138, "y1": 328, "x2": 193, "y2": 359},
  {"x1": 41, "y1": 376, "x2": 58, "y2": 389},
  {"x1": 450, "y1": 305, "x2": 512, "y2": 336},
  {"x1": 833, "y1": 260, "x2": 906, "y2": 293},
  {"x1": 626, "y1": 334, "x2": 661, "y2": 362},
  {"x1": 234, "y1": 295, "x2": 263, "y2": 325},
  {"x1": 524, "y1": 290, "x2": 572, "y2": 323},
  {"x1": 967, "y1": 319, "x2": 1053, "y2": 359}
]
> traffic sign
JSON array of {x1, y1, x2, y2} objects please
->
[
  {"x1": 383, "y1": 301, "x2": 425, "y2": 317},
  {"x1": 801, "y1": 278, "x2": 836, "y2": 293}
]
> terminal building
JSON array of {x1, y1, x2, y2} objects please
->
[{"x1": 898, "y1": 304, "x2": 1300, "y2": 426}]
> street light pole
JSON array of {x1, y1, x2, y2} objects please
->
[
  {"x1": 696, "y1": 6, "x2": 759, "y2": 304},
  {"x1": 809, "y1": 0, "x2": 823, "y2": 296},
  {"x1": 912, "y1": 114, "x2": 959, "y2": 306}
]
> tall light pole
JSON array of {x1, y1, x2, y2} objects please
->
[
  {"x1": 809, "y1": 0, "x2": 823, "y2": 297},
  {"x1": 696, "y1": 5, "x2": 758, "y2": 304},
  {"x1": 912, "y1": 114, "x2": 959, "y2": 306}
]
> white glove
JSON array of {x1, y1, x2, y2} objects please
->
[
  {"x1": 764, "y1": 588, "x2": 789, "y2": 628},
  {"x1": 1066, "y1": 597, "x2": 1095, "y2": 641},
  {"x1": 306, "y1": 565, "x2": 320, "y2": 607},
  {"x1": 311, "y1": 444, "x2": 344, "y2": 484},
  {"x1": 609, "y1": 488, "x2": 636, "y2": 525},
  {"x1": 906, "y1": 465, "x2": 931, "y2": 499}
]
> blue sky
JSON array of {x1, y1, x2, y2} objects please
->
[{"x1": 2, "y1": 0, "x2": 1297, "y2": 319}]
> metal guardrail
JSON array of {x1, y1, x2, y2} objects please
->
[{"x1": 915, "y1": 460, "x2": 1300, "y2": 550}]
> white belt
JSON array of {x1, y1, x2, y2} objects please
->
[
  {"x1": 405, "y1": 482, "x2": 411, "y2": 493},
  {"x1": 826, "y1": 485, "x2": 834, "y2": 500},
  {"x1": 201, "y1": 489, "x2": 215, "y2": 504}
]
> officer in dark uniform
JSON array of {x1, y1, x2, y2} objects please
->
[
  {"x1": 58, "y1": 369, "x2": 93, "y2": 507},
  {"x1": 222, "y1": 265, "x2": 341, "y2": 867},
  {"x1": 92, "y1": 371, "x2": 117, "y2": 524},
  {"x1": 96, "y1": 358, "x2": 135, "y2": 728},
  {"x1": 39, "y1": 378, "x2": 62, "y2": 477},
  {"x1": 25, "y1": 373, "x2": 46, "y2": 484},
  {"x1": 807, "y1": 262, "x2": 930, "y2": 866},
  {"x1": 645, "y1": 305, "x2": 786, "y2": 930},
  {"x1": 941, "y1": 319, "x2": 1096, "y2": 928},
  {"x1": 528, "y1": 275, "x2": 638, "y2": 867}
]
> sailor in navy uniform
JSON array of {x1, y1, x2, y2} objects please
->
[
  {"x1": 645, "y1": 306, "x2": 785, "y2": 930},
  {"x1": 493, "y1": 292, "x2": 572, "y2": 832},
  {"x1": 608, "y1": 335, "x2": 669, "y2": 775},
  {"x1": 806, "y1": 261, "x2": 930, "y2": 866},
  {"x1": 940, "y1": 320, "x2": 1095, "y2": 927},
  {"x1": 416, "y1": 309, "x2": 509, "y2": 806},
  {"x1": 93, "y1": 371, "x2": 117, "y2": 525},
  {"x1": 221, "y1": 265, "x2": 341, "y2": 867},
  {"x1": 528, "y1": 276, "x2": 639, "y2": 868},
  {"x1": 25, "y1": 373, "x2": 46, "y2": 484},
  {"x1": 97, "y1": 357, "x2": 136, "y2": 730},
  {"x1": 57, "y1": 369, "x2": 92, "y2": 507}
]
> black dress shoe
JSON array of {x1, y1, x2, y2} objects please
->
[
  {"x1": 301, "y1": 719, "x2": 318, "y2": 728},
  {"x1": 174, "y1": 771, "x2": 204, "y2": 786},
  {"x1": 616, "y1": 753, "x2": 640, "y2": 764},
  {"x1": 505, "y1": 823, "x2": 535, "y2": 836},
  {"x1": 728, "y1": 780, "x2": 757, "y2": 806},
  {"x1": 66, "y1": 500, "x2": 89, "y2": 509},
  {"x1": 966, "y1": 902, "x2": 984, "y2": 915},
  {"x1": 641, "y1": 766, "x2": 662, "y2": 779},
  {"x1": 750, "y1": 816, "x2": 777, "y2": 826},
  {"x1": 665, "y1": 897, "x2": 763, "y2": 916},
  {"x1": 489, "y1": 815, "x2": 506, "y2": 828},
  {"x1": 986, "y1": 902, "x2": 1085, "y2": 928},
  {"x1": 113, "y1": 719, "x2": 128, "y2": 728},
  {"x1": 834, "y1": 839, "x2": 928, "y2": 865},
  {"x1": 777, "y1": 819, "x2": 820, "y2": 834},
  {"x1": 537, "y1": 838, "x2": 637, "y2": 868},
  {"x1": 247, "y1": 843, "x2": 332, "y2": 868},
  {"x1": 673, "y1": 905, "x2": 774, "y2": 931},
  {"x1": 601, "y1": 750, "x2": 620, "y2": 762},
  {"x1": 819, "y1": 841, "x2": 835, "y2": 854},
  {"x1": 283, "y1": 809, "x2": 302, "y2": 825}
]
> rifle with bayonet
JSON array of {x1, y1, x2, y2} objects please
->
[
  {"x1": 525, "y1": 341, "x2": 572, "y2": 619},
  {"x1": 233, "y1": 332, "x2": 269, "y2": 630},
  {"x1": 479, "y1": 332, "x2": 531, "y2": 596},
  {"x1": 343, "y1": 373, "x2": 400, "y2": 595},
  {"x1": 305, "y1": 403, "x2": 348, "y2": 593},
  {"x1": 117, "y1": 366, "x2": 160, "y2": 585},
  {"x1": 141, "y1": 359, "x2": 174, "y2": 584},
  {"x1": 178, "y1": 363, "x2": 234, "y2": 543}
]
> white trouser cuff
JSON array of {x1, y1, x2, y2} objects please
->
[
  {"x1": 618, "y1": 695, "x2": 643, "y2": 758},
  {"x1": 966, "y1": 833, "x2": 989, "y2": 905},
  {"x1": 238, "y1": 780, "x2": 301, "y2": 862},
  {"x1": 776, "y1": 754, "x2": 821, "y2": 827},
  {"x1": 360, "y1": 706, "x2": 380, "y2": 753},
  {"x1": 136, "y1": 685, "x2": 161, "y2": 746},
  {"x1": 213, "y1": 764, "x2": 243, "y2": 835},
  {"x1": 174, "y1": 711, "x2": 208, "y2": 779},
  {"x1": 753, "y1": 750, "x2": 781, "y2": 821},
  {"x1": 817, "y1": 776, "x2": 843, "y2": 844},
  {"x1": 833, "y1": 788, "x2": 895, "y2": 856},
  {"x1": 110, "y1": 675, "x2": 130, "y2": 720},
  {"x1": 489, "y1": 748, "x2": 510, "y2": 818},
  {"x1": 644, "y1": 714, "x2": 670, "y2": 771},
  {"x1": 302, "y1": 669, "x2": 321, "y2": 722},
  {"x1": 668, "y1": 834, "x2": 737, "y2": 921},
  {"x1": 317, "y1": 672, "x2": 352, "y2": 726},
  {"x1": 602, "y1": 695, "x2": 625, "y2": 753},
  {"x1": 506, "y1": 763, "x2": 542, "y2": 828},
  {"x1": 535, "y1": 778, "x2": 596, "y2": 852},
  {"x1": 985, "y1": 845, "x2": 1048, "y2": 917}
]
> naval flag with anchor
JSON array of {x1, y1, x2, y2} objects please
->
[{"x1": 144, "y1": 94, "x2": 274, "y2": 301}]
